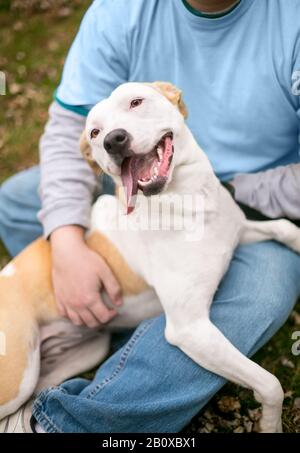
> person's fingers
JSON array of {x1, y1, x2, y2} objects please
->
[
  {"x1": 78, "y1": 308, "x2": 101, "y2": 329},
  {"x1": 89, "y1": 295, "x2": 118, "y2": 324},
  {"x1": 57, "y1": 300, "x2": 67, "y2": 317},
  {"x1": 99, "y1": 261, "x2": 123, "y2": 307},
  {"x1": 66, "y1": 308, "x2": 84, "y2": 327}
]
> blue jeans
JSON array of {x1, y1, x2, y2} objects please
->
[{"x1": 1, "y1": 167, "x2": 300, "y2": 433}]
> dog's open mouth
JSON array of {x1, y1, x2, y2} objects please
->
[{"x1": 121, "y1": 132, "x2": 174, "y2": 214}]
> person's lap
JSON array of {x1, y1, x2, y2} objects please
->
[{"x1": 1, "y1": 167, "x2": 300, "y2": 432}]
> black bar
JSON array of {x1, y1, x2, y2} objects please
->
[{"x1": 0, "y1": 433, "x2": 296, "y2": 452}]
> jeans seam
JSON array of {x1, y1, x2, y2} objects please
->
[
  {"x1": 86, "y1": 319, "x2": 155, "y2": 399},
  {"x1": 32, "y1": 386, "x2": 66, "y2": 433},
  {"x1": 33, "y1": 411, "x2": 62, "y2": 433}
]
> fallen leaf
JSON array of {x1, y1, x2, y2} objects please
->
[
  {"x1": 203, "y1": 410, "x2": 213, "y2": 420},
  {"x1": 217, "y1": 396, "x2": 241, "y2": 413},
  {"x1": 58, "y1": 7, "x2": 72, "y2": 18},
  {"x1": 204, "y1": 422, "x2": 214, "y2": 432},
  {"x1": 294, "y1": 398, "x2": 300, "y2": 410},
  {"x1": 17, "y1": 65, "x2": 27, "y2": 78},
  {"x1": 244, "y1": 419, "x2": 253, "y2": 433},
  {"x1": 48, "y1": 40, "x2": 59, "y2": 52},
  {"x1": 13, "y1": 21, "x2": 24, "y2": 31},
  {"x1": 16, "y1": 51, "x2": 26, "y2": 61},
  {"x1": 199, "y1": 427, "x2": 211, "y2": 433},
  {"x1": 291, "y1": 311, "x2": 300, "y2": 326},
  {"x1": 281, "y1": 357, "x2": 295, "y2": 369},
  {"x1": 9, "y1": 83, "x2": 22, "y2": 95}
]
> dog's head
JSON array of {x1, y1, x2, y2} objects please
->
[{"x1": 82, "y1": 81, "x2": 188, "y2": 213}]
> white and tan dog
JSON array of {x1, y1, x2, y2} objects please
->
[{"x1": 1, "y1": 82, "x2": 300, "y2": 432}]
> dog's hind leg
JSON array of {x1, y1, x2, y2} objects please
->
[{"x1": 240, "y1": 219, "x2": 300, "y2": 254}]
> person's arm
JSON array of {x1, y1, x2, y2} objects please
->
[
  {"x1": 232, "y1": 41, "x2": 300, "y2": 220},
  {"x1": 38, "y1": 0, "x2": 130, "y2": 327},
  {"x1": 38, "y1": 101, "x2": 98, "y2": 237},
  {"x1": 231, "y1": 163, "x2": 300, "y2": 219}
]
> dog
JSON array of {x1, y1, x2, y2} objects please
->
[{"x1": 1, "y1": 81, "x2": 300, "y2": 433}]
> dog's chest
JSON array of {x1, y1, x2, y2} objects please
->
[{"x1": 89, "y1": 188, "x2": 244, "y2": 291}]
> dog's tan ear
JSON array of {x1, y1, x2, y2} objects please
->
[
  {"x1": 146, "y1": 81, "x2": 188, "y2": 119},
  {"x1": 80, "y1": 131, "x2": 103, "y2": 176}
]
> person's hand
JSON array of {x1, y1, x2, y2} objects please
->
[{"x1": 50, "y1": 225, "x2": 123, "y2": 328}]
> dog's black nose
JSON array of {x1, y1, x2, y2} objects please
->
[{"x1": 104, "y1": 129, "x2": 131, "y2": 157}]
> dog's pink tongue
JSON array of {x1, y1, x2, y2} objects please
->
[{"x1": 121, "y1": 157, "x2": 139, "y2": 214}]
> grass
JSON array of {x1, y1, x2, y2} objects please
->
[
  {"x1": 0, "y1": 1, "x2": 91, "y2": 184},
  {"x1": 0, "y1": 1, "x2": 300, "y2": 433}
]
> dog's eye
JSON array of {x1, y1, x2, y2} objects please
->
[
  {"x1": 130, "y1": 98, "x2": 144, "y2": 109},
  {"x1": 90, "y1": 128, "x2": 100, "y2": 139}
]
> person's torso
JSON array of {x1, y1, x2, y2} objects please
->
[{"x1": 125, "y1": 0, "x2": 300, "y2": 180}]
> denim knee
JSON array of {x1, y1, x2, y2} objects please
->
[
  {"x1": 211, "y1": 241, "x2": 300, "y2": 355},
  {"x1": 249, "y1": 242, "x2": 300, "y2": 327},
  {"x1": 0, "y1": 167, "x2": 42, "y2": 256}
]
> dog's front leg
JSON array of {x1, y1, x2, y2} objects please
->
[{"x1": 156, "y1": 256, "x2": 284, "y2": 433}]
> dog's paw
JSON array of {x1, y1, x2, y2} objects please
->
[{"x1": 255, "y1": 418, "x2": 283, "y2": 433}]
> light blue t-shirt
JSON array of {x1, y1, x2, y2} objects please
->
[{"x1": 56, "y1": 0, "x2": 300, "y2": 181}]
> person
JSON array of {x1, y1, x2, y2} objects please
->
[{"x1": 0, "y1": 0, "x2": 300, "y2": 433}]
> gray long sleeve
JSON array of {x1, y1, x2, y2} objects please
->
[
  {"x1": 232, "y1": 164, "x2": 300, "y2": 219},
  {"x1": 38, "y1": 101, "x2": 100, "y2": 238}
]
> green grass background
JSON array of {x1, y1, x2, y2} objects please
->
[{"x1": 0, "y1": 0, "x2": 299, "y2": 433}]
